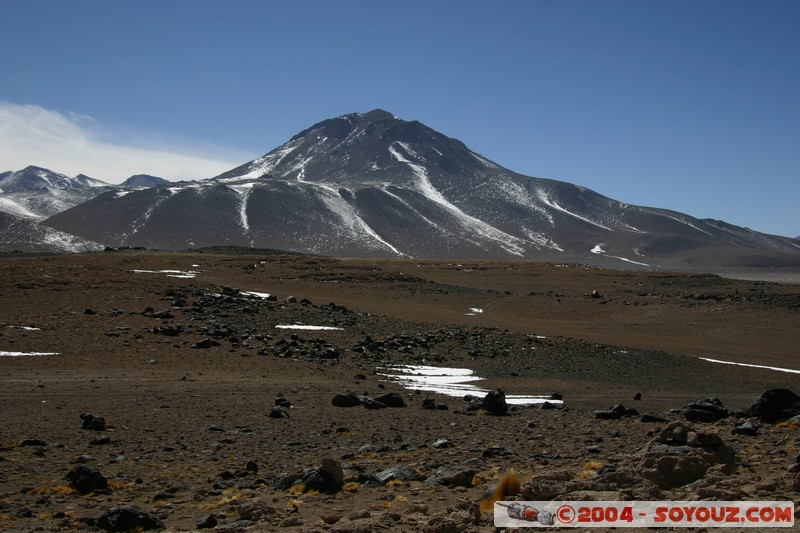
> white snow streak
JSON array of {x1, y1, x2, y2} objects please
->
[
  {"x1": 700, "y1": 357, "x2": 800, "y2": 375},
  {"x1": 389, "y1": 142, "x2": 527, "y2": 256},
  {"x1": 275, "y1": 325, "x2": 343, "y2": 331},
  {"x1": 537, "y1": 190, "x2": 613, "y2": 231}
]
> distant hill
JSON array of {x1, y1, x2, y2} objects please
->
[{"x1": 121, "y1": 174, "x2": 170, "y2": 188}]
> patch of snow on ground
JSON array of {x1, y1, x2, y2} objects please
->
[
  {"x1": 130, "y1": 269, "x2": 199, "y2": 279},
  {"x1": 377, "y1": 364, "x2": 562, "y2": 405},
  {"x1": 241, "y1": 291, "x2": 272, "y2": 299},
  {"x1": 274, "y1": 325, "x2": 344, "y2": 331},
  {"x1": 699, "y1": 357, "x2": 800, "y2": 375},
  {"x1": 1, "y1": 351, "x2": 59, "y2": 356},
  {"x1": 590, "y1": 244, "x2": 650, "y2": 266},
  {"x1": 8, "y1": 326, "x2": 41, "y2": 331},
  {"x1": 466, "y1": 308, "x2": 483, "y2": 316}
]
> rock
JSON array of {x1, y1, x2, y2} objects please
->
[
  {"x1": 332, "y1": 392, "x2": 362, "y2": 407},
  {"x1": 375, "y1": 465, "x2": 425, "y2": 483},
  {"x1": 374, "y1": 392, "x2": 406, "y2": 408},
  {"x1": 551, "y1": 392, "x2": 563, "y2": 401},
  {"x1": 422, "y1": 398, "x2": 448, "y2": 410},
  {"x1": 212, "y1": 520, "x2": 255, "y2": 533},
  {"x1": 634, "y1": 392, "x2": 642, "y2": 400},
  {"x1": 97, "y1": 506, "x2": 164, "y2": 532},
  {"x1": 80, "y1": 413, "x2": 106, "y2": 431},
  {"x1": 732, "y1": 421, "x2": 759, "y2": 436},
  {"x1": 195, "y1": 513, "x2": 218, "y2": 529},
  {"x1": 274, "y1": 396, "x2": 291, "y2": 408},
  {"x1": 191, "y1": 338, "x2": 219, "y2": 349},
  {"x1": 637, "y1": 421, "x2": 735, "y2": 489},
  {"x1": 268, "y1": 407, "x2": 289, "y2": 419},
  {"x1": 594, "y1": 410, "x2": 622, "y2": 420},
  {"x1": 467, "y1": 389, "x2": 508, "y2": 415},
  {"x1": 750, "y1": 389, "x2": 800, "y2": 422},
  {"x1": 66, "y1": 465, "x2": 108, "y2": 495},
  {"x1": 685, "y1": 398, "x2": 728, "y2": 421},
  {"x1": 483, "y1": 446, "x2": 515, "y2": 458},
  {"x1": 424, "y1": 464, "x2": 476, "y2": 487},
  {"x1": 641, "y1": 413, "x2": 668, "y2": 423},
  {"x1": 89, "y1": 435, "x2": 111, "y2": 445},
  {"x1": 18, "y1": 438, "x2": 47, "y2": 447},
  {"x1": 433, "y1": 438, "x2": 454, "y2": 449},
  {"x1": 301, "y1": 458, "x2": 344, "y2": 493}
]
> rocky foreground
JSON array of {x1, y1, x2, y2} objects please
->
[{"x1": 1, "y1": 250, "x2": 799, "y2": 532}]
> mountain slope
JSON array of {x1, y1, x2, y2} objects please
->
[{"x1": 42, "y1": 110, "x2": 800, "y2": 267}]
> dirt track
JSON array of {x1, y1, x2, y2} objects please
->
[{"x1": 1, "y1": 250, "x2": 799, "y2": 532}]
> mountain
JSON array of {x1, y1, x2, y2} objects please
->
[
  {"x1": 121, "y1": 174, "x2": 170, "y2": 188},
  {"x1": 0, "y1": 166, "x2": 114, "y2": 220},
  {"x1": 0, "y1": 211, "x2": 102, "y2": 253},
  {"x1": 40, "y1": 110, "x2": 800, "y2": 268}
]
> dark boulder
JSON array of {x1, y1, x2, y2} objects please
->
[
  {"x1": 374, "y1": 392, "x2": 406, "y2": 408},
  {"x1": 750, "y1": 389, "x2": 800, "y2": 422},
  {"x1": 331, "y1": 392, "x2": 362, "y2": 407},
  {"x1": 97, "y1": 506, "x2": 165, "y2": 532},
  {"x1": 66, "y1": 465, "x2": 108, "y2": 495},
  {"x1": 81, "y1": 413, "x2": 106, "y2": 431}
]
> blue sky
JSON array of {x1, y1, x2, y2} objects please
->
[{"x1": 1, "y1": 0, "x2": 797, "y2": 237}]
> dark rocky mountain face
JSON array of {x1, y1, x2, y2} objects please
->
[{"x1": 38, "y1": 110, "x2": 800, "y2": 268}]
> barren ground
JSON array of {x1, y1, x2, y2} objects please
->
[{"x1": 1, "y1": 249, "x2": 799, "y2": 532}]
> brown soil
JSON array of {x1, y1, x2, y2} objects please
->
[{"x1": 1, "y1": 250, "x2": 799, "y2": 532}]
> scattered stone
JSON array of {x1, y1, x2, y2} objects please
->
[
  {"x1": 195, "y1": 513, "x2": 218, "y2": 529},
  {"x1": 641, "y1": 413, "x2": 668, "y2": 423},
  {"x1": 332, "y1": 392, "x2": 362, "y2": 408},
  {"x1": 465, "y1": 389, "x2": 508, "y2": 415},
  {"x1": 89, "y1": 435, "x2": 111, "y2": 446},
  {"x1": 483, "y1": 446, "x2": 515, "y2": 458},
  {"x1": 424, "y1": 464, "x2": 476, "y2": 487},
  {"x1": 274, "y1": 396, "x2": 291, "y2": 408},
  {"x1": 594, "y1": 410, "x2": 622, "y2": 420},
  {"x1": 422, "y1": 398, "x2": 448, "y2": 410},
  {"x1": 66, "y1": 465, "x2": 108, "y2": 495},
  {"x1": 300, "y1": 458, "x2": 344, "y2": 493},
  {"x1": 375, "y1": 465, "x2": 425, "y2": 483},
  {"x1": 433, "y1": 438, "x2": 454, "y2": 449},
  {"x1": 750, "y1": 389, "x2": 800, "y2": 422},
  {"x1": 211, "y1": 520, "x2": 254, "y2": 533},
  {"x1": 268, "y1": 407, "x2": 289, "y2": 419},
  {"x1": 81, "y1": 413, "x2": 106, "y2": 431},
  {"x1": 684, "y1": 398, "x2": 728, "y2": 422},
  {"x1": 18, "y1": 438, "x2": 47, "y2": 447},
  {"x1": 191, "y1": 338, "x2": 219, "y2": 349},
  {"x1": 637, "y1": 421, "x2": 735, "y2": 489},
  {"x1": 550, "y1": 392, "x2": 563, "y2": 401},
  {"x1": 374, "y1": 392, "x2": 407, "y2": 408},
  {"x1": 634, "y1": 392, "x2": 642, "y2": 400},
  {"x1": 732, "y1": 421, "x2": 759, "y2": 436}
]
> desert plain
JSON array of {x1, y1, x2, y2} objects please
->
[{"x1": 1, "y1": 248, "x2": 799, "y2": 532}]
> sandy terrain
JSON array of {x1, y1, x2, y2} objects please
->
[{"x1": 1, "y1": 249, "x2": 799, "y2": 532}]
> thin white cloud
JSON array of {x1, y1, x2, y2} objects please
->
[{"x1": 0, "y1": 102, "x2": 249, "y2": 183}]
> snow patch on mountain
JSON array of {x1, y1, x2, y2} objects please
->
[
  {"x1": 537, "y1": 189, "x2": 613, "y2": 231},
  {"x1": 390, "y1": 142, "x2": 527, "y2": 256},
  {"x1": 297, "y1": 181, "x2": 406, "y2": 256}
]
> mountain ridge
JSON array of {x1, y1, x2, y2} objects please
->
[{"x1": 3, "y1": 109, "x2": 799, "y2": 269}]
